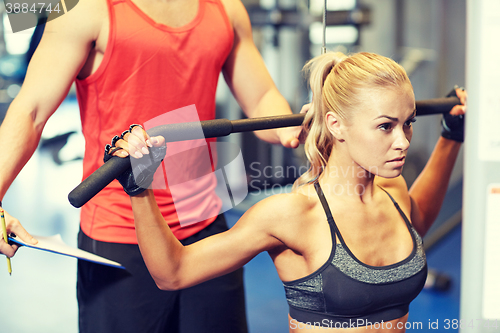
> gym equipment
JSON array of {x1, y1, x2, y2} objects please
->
[{"x1": 68, "y1": 95, "x2": 460, "y2": 208}]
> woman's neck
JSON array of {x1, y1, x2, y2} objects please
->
[{"x1": 319, "y1": 153, "x2": 376, "y2": 204}]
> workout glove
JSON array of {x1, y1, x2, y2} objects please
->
[
  {"x1": 104, "y1": 126, "x2": 167, "y2": 196},
  {"x1": 441, "y1": 88, "x2": 465, "y2": 143}
]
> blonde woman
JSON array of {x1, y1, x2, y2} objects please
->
[{"x1": 107, "y1": 51, "x2": 466, "y2": 332}]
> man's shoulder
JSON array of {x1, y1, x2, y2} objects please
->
[
  {"x1": 219, "y1": 0, "x2": 248, "y2": 23},
  {"x1": 73, "y1": 0, "x2": 108, "y2": 15},
  {"x1": 45, "y1": 0, "x2": 107, "y2": 33}
]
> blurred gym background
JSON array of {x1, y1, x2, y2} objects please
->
[{"x1": 0, "y1": 0, "x2": 465, "y2": 332}]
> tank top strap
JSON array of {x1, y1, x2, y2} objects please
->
[
  {"x1": 377, "y1": 186, "x2": 412, "y2": 228},
  {"x1": 314, "y1": 182, "x2": 341, "y2": 238}
]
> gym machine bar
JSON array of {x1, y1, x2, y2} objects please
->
[{"x1": 68, "y1": 96, "x2": 460, "y2": 208}]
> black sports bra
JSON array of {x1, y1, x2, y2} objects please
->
[{"x1": 283, "y1": 183, "x2": 427, "y2": 328}]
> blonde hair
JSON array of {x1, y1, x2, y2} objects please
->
[{"x1": 294, "y1": 52, "x2": 412, "y2": 188}]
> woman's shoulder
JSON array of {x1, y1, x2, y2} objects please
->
[
  {"x1": 260, "y1": 187, "x2": 315, "y2": 212},
  {"x1": 240, "y1": 184, "x2": 326, "y2": 252},
  {"x1": 245, "y1": 183, "x2": 319, "y2": 222}
]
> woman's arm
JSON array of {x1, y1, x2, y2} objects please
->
[
  {"x1": 376, "y1": 138, "x2": 462, "y2": 237},
  {"x1": 109, "y1": 126, "x2": 294, "y2": 290},
  {"x1": 408, "y1": 137, "x2": 462, "y2": 236},
  {"x1": 408, "y1": 88, "x2": 466, "y2": 236},
  {"x1": 376, "y1": 88, "x2": 466, "y2": 236},
  {"x1": 131, "y1": 190, "x2": 284, "y2": 290}
]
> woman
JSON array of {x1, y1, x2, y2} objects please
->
[{"x1": 107, "y1": 51, "x2": 466, "y2": 331}]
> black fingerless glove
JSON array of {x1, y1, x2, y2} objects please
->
[
  {"x1": 104, "y1": 126, "x2": 167, "y2": 196},
  {"x1": 441, "y1": 88, "x2": 465, "y2": 143}
]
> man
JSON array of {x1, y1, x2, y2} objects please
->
[{"x1": 0, "y1": 0, "x2": 302, "y2": 331}]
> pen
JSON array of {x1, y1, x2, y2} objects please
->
[{"x1": 0, "y1": 208, "x2": 12, "y2": 275}]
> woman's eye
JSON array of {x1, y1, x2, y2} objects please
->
[
  {"x1": 379, "y1": 123, "x2": 392, "y2": 131},
  {"x1": 405, "y1": 118, "x2": 417, "y2": 127}
]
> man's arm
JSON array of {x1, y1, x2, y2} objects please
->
[
  {"x1": 0, "y1": 0, "x2": 103, "y2": 255},
  {"x1": 221, "y1": 0, "x2": 300, "y2": 148}
]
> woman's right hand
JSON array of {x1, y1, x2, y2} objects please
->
[
  {"x1": 0, "y1": 209, "x2": 38, "y2": 257},
  {"x1": 104, "y1": 124, "x2": 166, "y2": 196},
  {"x1": 108, "y1": 124, "x2": 165, "y2": 159}
]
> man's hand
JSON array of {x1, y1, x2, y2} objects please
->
[
  {"x1": 0, "y1": 209, "x2": 37, "y2": 257},
  {"x1": 277, "y1": 103, "x2": 310, "y2": 148}
]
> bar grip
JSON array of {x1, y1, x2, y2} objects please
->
[{"x1": 415, "y1": 96, "x2": 460, "y2": 116}]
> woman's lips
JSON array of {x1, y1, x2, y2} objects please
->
[{"x1": 387, "y1": 156, "x2": 405, "y2": 167}]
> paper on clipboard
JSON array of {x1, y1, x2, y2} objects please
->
[{"x1": 8, "y1": 234, "x2": 124, "y2": 269}]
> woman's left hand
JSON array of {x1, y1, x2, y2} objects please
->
[
  {"x1": 450, "y1": 86, "x2": 467, "y2": 115},
  {"x1": 441, "y1": 87, "x2": 467, "y2": 142}
]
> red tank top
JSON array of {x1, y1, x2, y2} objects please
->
[{"x1": 75, "y1": 0, "x2": 234, "y2": 243}]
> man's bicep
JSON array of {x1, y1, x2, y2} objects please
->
[{"x1": 222, "y1": 4, "x2": 279, "y2": 117}]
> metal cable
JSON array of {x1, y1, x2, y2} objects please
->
[{"x1": 322, "y1": 0, "x2": 327, "y2": 54}]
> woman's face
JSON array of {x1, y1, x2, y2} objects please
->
[{"x1": 341, "y1": 84, "x2": 416, "y2": 179}]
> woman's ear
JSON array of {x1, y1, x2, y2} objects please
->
[{"x1": 325, "y1": 112, "x2": 345, "y2": 142}]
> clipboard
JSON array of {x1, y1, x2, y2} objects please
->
[{"x1": 8, "y1": 234, "x2": 125, "y2": 269}]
